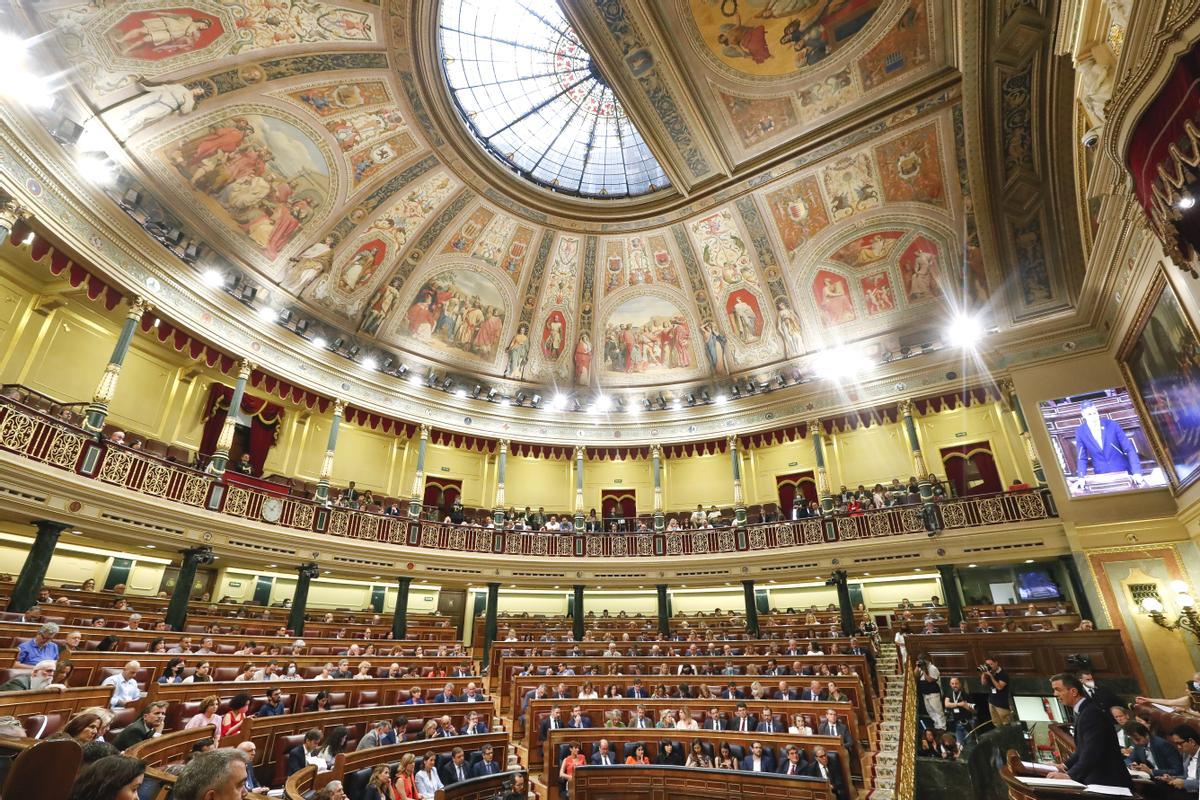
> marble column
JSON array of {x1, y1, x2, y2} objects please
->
[
  {"x1": 392, "y1": 576, "x2": 412, "y2": 641},
  {"x1": 728, "y1": 435, "x2": 747, "y2": 526},
  {"x1": 82, "y1": 296, "x2": 150, "y2": 434},
  {"x1": 656, "y1": 584, "x2": 670, "y2": 638},
  {"x1": 165, "y1": 547, "x2": 212, "y2": 631},
  {"x1": 810, "y1": 420, "x2": 835, "y2": 514},
  {"x1": 7, "y1": 520, "x2": 69, "y2": 612},
  {"x1": 830, "y1": 570, "x2": 854, "y2": 635},
  {"x1": 937, "y1": 564, "x2": 963, "y2": 628},
  {"x1": 899, "y1": 399, "x2": 934, "y2": 505},
  {"x1": 313, "y1": 400, "x2": 346, "y2": 504},
  {"x1": 742, "y1": 579, "x2": 760, "y2": 638},
  {"x1": 287, "y1": 563, "x2": 318, "y2": 635},
  {"x1": 482, "y1": 582, "x2": 500, "y2": 672},
  {"x1": 408, "y1": 424, "x2": 430, "y2": 518},
  {"x1": 651, "y1": 445, "x2": 665, "y2": 532},
  {"x1": 209, "y1": 358, "x2": 255, "y2": 477},
  {"x1": 573, "y1": 446, "x2": 585, "y2": 532},
  {"x1": 573, "y1": 585, "x2": 585, "y2": 641},
  {"x1": 998, "y1": 378, "x2": 1048, "y2": 487},
  {"x1": 493, "y1": 440, "x2": 508, "y2": 526}
]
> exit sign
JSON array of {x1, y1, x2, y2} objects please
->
[
  {"x1": 440, "y1": 466, "x2": 451, "y2": 472},
  {"x1": 613, "y1": 478, "x2": 624, "y2": 484},
  {"x1": 788, "y1": 461, "x2": 798, "y2": 467}
]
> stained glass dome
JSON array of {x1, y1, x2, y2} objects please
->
[{"x1": 439, "y1": 0, "x2": 670, "y2": 199}]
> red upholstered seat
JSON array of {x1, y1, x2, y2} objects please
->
[{"x1": 271, "y1": 732, "x2": 308, "y2": 786}]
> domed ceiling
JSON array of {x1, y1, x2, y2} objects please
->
[{"x1": 12, "y1": 0, "x2": 1084, "y2": 405}]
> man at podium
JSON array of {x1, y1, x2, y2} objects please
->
[{"x1": 1046, "y1": 673, "x2": 1133, "y2": 788}]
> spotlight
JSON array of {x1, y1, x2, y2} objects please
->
[
  {"x1": 396, "y1": 364, "x2": 409, "y2": 376},
  {"x1": 657, "y1": 395, "x2": 667, "y2": 410},
  {"x1": 425, "y1": 372, "x2": 438, "y2": 387},
  {"x1": 487, "y1": 388, "x2": 498, "y2": 401},
  {"x1": 811, "y1": 345, "x2": 872, "y2": 380},
  {"x1": 730, "y1": 386, "x2": 740, "y2": 399},
  {"x1": 119, "y1": 189, "x2": 142, "y2": 210},
  {"x1": 381, "y1": 356, "x2": 393, "y2": 370},
  {"x1": 549, "y1": 394, "x2": 567, "y2": 411},
  {"x1": 256, "y1": 305, "x2": 278, "y2": 323},
  {"x1": 591, "y1": 395, "x2": 612, "y2": 414},
  {"x1": 311, "y1": 336, "x2": 327, "y2": 349},
  {"x1": 201, "y1": 268, "x2": 225, "y2": 288},
  {"x1": 686, "y1": 393, "x2": 696, "y2": 407},
  {"x1": 408, "y1": 374, "x2": 423, "y2": 388},
  {"x1": 330, "y1": 337, "x2": 344, "y2": 350},
  {"x1": 296, "y1": 319, "x2": 309, "y2": 335},
  {"x1": 362, "y1": 356, "x2": 378, "y2": 370},
  {"x1": 76, "y1": 154, "x2": 116, "y2": 186},
  {"x1": 531, "y1": 394, "x2": 541, "y2": 408},
  {"x1": 945, "y1": 312, "x2": 986, "y2": 349},
  {"x1": 347, "y1": 345, "x2": 360, "y2": 359},
  {"x1": 700, "y1": 390, "x2": 710, "y2": 403},
  {"x1": 715, "y1": 393, "x2": 728, "y2": 405},
  {"x1": 572, "y1": 397, "x2": 583, "y2": 411},
  {"x1": 472, "y1": 385, "x2": 483, "y2": 399},
  {"x1": 278, "y1": 309, "x2": 292, "y2": 323},
  {"x1": 1179, "y1": 194, "x2": 1196, "y2": 210},
  {"x1": 242, "y1": 286, "x2": 257, "y2": 304},
  {"x1": 745, "y1": 380, "x2": 757, "y2": 395},
  {"x1": 514, "y1": 392, "x2": 527, "y2": 406},
  {"x1": 49, "y1": 114, "x2": 83, "y2": 146},
  {"x1": 182, "y1": 242, "x2": 201, "y2": 262},
  {"x1": 441, "y1": 377, "x2": 453, "y2": 391}
]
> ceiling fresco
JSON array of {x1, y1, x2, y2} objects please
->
[{"x1": 13, "y1": 0, "x2": 1080, "y2": 399}]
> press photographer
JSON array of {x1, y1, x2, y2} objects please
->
[
  {"x1": 915, "y1": 653, "x2": 945, "y2": 730},
  {"x1": 978, "y1": 656, "x2": 1012, "y2": 726},
  {"x1": 943, "y1": 676, "x2": 975, "y2": 744}
]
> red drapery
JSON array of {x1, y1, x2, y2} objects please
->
[
  {"x1": 601, "y1": 490, "x2": 636, "y2": 522},
  {"x1": 775, "y1": 471, "x2": 817, "y2": 513},
  {"x1": 200, "y1": 383, "x2": 284, "y2": 475},
  {"x1": 939, "y1": 442, "x2": 1002, "y2": 496},
  {"x1": 423, "y1": 478, "x2": 462, "y2": 517}
]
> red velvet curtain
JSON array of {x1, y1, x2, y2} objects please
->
[
  {"x1": 200, "y1": 383, "x2": 283, "y2": 475},
  {"x1": 939, "y1": 442, "x2": 1002, "y2": 496},
  {"x1": 601, "y1": 490, "x2": 636, "y2": 522},
  {"x1": 775, "y1": 471, "x2": 817, "y2": 513},
  {"x1": 423, "y1": 479, "x2": 462, "y2": 517}
]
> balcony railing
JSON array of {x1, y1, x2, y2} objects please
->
[{"x1": 0, "y1": 397, "x2": 1057, "y2": 557}]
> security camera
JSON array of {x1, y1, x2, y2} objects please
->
[{"x1": 1081, "y1": 130, "x2": 1100, "y2": 149}]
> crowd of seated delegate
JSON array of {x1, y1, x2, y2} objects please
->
[{"x1": 556, "y1": 736, "x2": 848, "y2": 800}]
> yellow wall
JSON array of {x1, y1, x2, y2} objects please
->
[
  {"x1": 505, "y1": 456, "x2": 571, "y2": 512},
  {"x1": 0, "y1": 532, "x2": 168, "y2": 596},
  {"x1": 663, "y1": 453, "x2": 732, "y2": 510},
  {"x1": 829, "y1": 423, "x2": 913, "y2": 489},
  {"x1": 583, "y1": 458, "x2": 652, "y2": 514},
  {"x1": 745, "y1": 441, "x2": 813, "y2": 506}
]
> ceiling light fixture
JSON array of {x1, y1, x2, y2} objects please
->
[
  {"x1": 811, "y1": 345, "x2": 873, "y2": 380},
  {"x1": 454, "y1": 388, "x2": 467, "y2": 399},
  {"x1": 530, "y1": 394, "x2": 542, "y2": 408},
  {"x1": 1178, "y1": 194, "x2": 1196, "y2": 210},
  {"x1": 311, "y1": 336, "x2": 327, "y2": 349},
  {"x1": 76, "y1": 154, "x2": 116, "y2": 186},
  {"x1": 946, "y1": 312, "x2": 986, "y2": 349},
  {"x1": 256, "y1": 305, "x2": 278, "y2": 323},
  {"x1": 361, "y1": 356, "x2": 378, "y2": 370},
  {"x1": 201, "y1": 268, "x2": 225, "y2": 288}
]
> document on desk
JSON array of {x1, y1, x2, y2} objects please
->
[
  {"x1": 1084, "y1": 787, "x2": 1133, "y2": 797},
  {"x1": 1020, "y1": 761, "x2": 1055, "y2": 773},
  {"x1": 1017, "y1": 777, "x2": 1084, "y2": 788}
]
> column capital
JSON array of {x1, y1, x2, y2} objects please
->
[
  {"x1": 650, "y1": 443, "x2": 662, "y2": 459},
  {"x1": 235, "y1": 358, "x2": 256, "y2": 381},
  {"x1": 573, "y1": 444, "x2": 585, "y2": 461},
  {"x1": 418, "y1": 423, "x2": 431, "y2": 440},
  {"x1": 497, "y1": 439, "x2": 509, "y2": 454},
  {"x1": 126, "y1": 296, "x2": 153, "y2": 321},
  {"x1": 397, "y1": 574, "x2": 413, "y2": 586},
  {"x1": 897, "y1": 398, "x2": 914, "y2": 418},
  {"x1": 0, "y1": 198, "x2": 29, "y2": 231},
  {"x1": 331, "y1": 399, "x2": 346, "y2": 418},
  {"x1": 807, "y1": 418, "x2": 823, "y2": 436},
  {"x1": 996, "y1": 377, "x2": 1016, "y2": 397},
  {"x1": 726, "y1": 434, "x2": 738, "y2": 451}
]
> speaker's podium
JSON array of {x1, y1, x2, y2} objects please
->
[{"x1": 1000, "y1": 750, "x2": 1154, "y2": 800}]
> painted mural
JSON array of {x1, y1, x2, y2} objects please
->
[
  {"x1": 327, "y1": 108, "x2": 409, "y2": 153},
  {"x1": 725, "y1": 289, "x2": 765, "y2": 343},
  {"x1": 288, "y1": 81, "x2": 391, "y2": 117},
  {"x1": 860, "y1": 271, "x2": 896, "y2": 315},
  {"x1": 541, "y1": 236, "x2": 581, "y2": 315},
  {"x1": 541, "y1": 310, "x2": 568, "y2": 361},
  {"x1": 765, "y1": 175, "x2": 831, "y2": 257},
  {"x1": 159, "y1": 109, "x2": 330, "y2": 260},
  {"x1": 875, "y1": 124, "x2": 947, "y2": 207},
  {"x1": 795, "y1": 67, "x2": 857, "y2": 124},
  {"x1": 719, "y1": 91, "x2": 798, "y2": 148},
  {"x1": 601, "y1": 296, "x2": 695, "y2": 375},
  {"x1": 829, "y1": 231, "x2": 903, "y2": 267},
  {"x1": 366, "y1": 172, "x2": 458, "y2": 249},
  {"x1": 401, "y1": 268, "x2": 508, "y2": 361},
  {"x1": 335, "y1": 238, "x2": 388, "y2": 294},
  {"x1": 443, "y1": 207, "x2": 495, "y2": 255},
  {"x1": 812, "y1": 269, "x2": 857, "y2": 326},
  {"x1": 349, "y1": 133, "x2": 418, "y2": 188},
  {"x1": 821, "y1": 152, "x2": 881, "y2": 221},
  {"x1": 775, "y1": 298, "x2": 805, "y2": 357},
  {"x1": 692, "y1": 0, "x2": 885, "y2": 77},
  {"x1": 688, "y1": 209, "x2": 762, "y2": 295},
  {"x1": 897, "y1": 236, "x2": 942, "y2": 302},
  {"x1": 504, "y1": 323, "x2": 531, "y2": 379},
  {"x1": 644, "y1": 235, "x2": 682, "y2": 286},
  {"x1": 45, "y1": 1, "x2": 376, "y2": 97},
  {"x1": 603, "y1": 240, "x2": 628, "y2": 294},
  {"x1": 858, "y1": 0, "x2": 931, "y2": 90}
]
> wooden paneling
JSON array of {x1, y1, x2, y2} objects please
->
[{"x1": 573, "y1": 764, "x2": 832, "y2": 799}]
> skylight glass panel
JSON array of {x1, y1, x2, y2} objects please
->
[{"x1": 439, "y1": 0, "x2": 669, "y2": 199}]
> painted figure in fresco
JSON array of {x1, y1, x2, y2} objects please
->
[
  {"x1": 862, "y1": 274, "x2": 895, "y2": 315},
  {"x1": 718, "y1": 20, "x2": 771, "y2": 64},
  {"x1": 110, "y1": 82, "x2": 208, "y2": 140},
  {"x1": 668, "y1": 317, "x2": 692, "y2": 368},
  {"x1": 819, "y1": 276, "x2": 855, "y2": 324},
  {"x1": 776, "y1": 299, "x2": 804, "y2": 357},
  {"x1": 282, "y1": 236, "x2": 334, "y2": 293},
  {"x1": 907, "y1": 248, "x2": 939, "y2": 300},
  {"x1": 111, "y1": 13, "x2": 214, "y2": 56},
  {"x1": 574, "y1": 333, "x2": 593, "y2": 386},
  {"x1": 505, "y1": 323, "x2": 530, "y2": 379},
  {"x1": 337, "y1": 242, "x2": 386, "y2": 293},
  {"x1": 544, "y1": 313, "x2": 565, "y2": 358},
  {"x1": 701, "y1": 321, "x2": 731, "y2": 376},
  {"x1": 730, "y1": 295, "x2": 760, "y2": 342},
  {"x1": 359, "y1": 280, "x2": 400, "y2": 336}
]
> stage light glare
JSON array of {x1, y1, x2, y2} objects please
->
[{"x1": 946, "y1": 312, "x2": 986, "y2": 349}]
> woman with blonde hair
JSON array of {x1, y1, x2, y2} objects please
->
[
  {"x1": 789, "y1": 713, "x2": 813, "y2": 735},
  {"x1": 675, "y1": 706, "x2": 699, "y2": 730},
  {"x1": 394, "y1": 754, "x2": 417, "y2": 800},
  {"x1": 363, "y1": 764, "x2": 394, "y2": 800}
]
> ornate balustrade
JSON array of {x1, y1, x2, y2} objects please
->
[{"x1": 0, "y1": 397, "x2": 1057, "y2": 558}]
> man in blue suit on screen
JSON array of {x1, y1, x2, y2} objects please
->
[{"x1": 1071, "y1": 400, "x2": 1143, "y2": 491}]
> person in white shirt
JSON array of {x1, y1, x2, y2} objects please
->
[
  {"x1": 414, "y1": 751, "x2": 443, "y2": 799},
  {"x1": 123, "y1": 613, "x2": 143, "y2": 631},
  {"x1": 101, "y1": 660, "x2": 144, "y2": 708},
  {"x1": 789, "y1": 713, "x2": 813, "y2": 735}
]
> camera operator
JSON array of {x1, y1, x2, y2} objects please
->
[
  {"x1": 943, "y1": 676, "x2": 975, "y2": 744},
  {"x1": 979, "y1": 656, "x2": 1012, "y2": 726},
  {"x1": 916, "y1": 653, "x2": 946, "y2": 730}
]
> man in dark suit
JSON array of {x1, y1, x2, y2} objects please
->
[
  {"x1": 462, "y1": 710, "x2": 489, "y2": 735},
  {"x1": 704, "y1": 707, "x2": 726, "y2": 731},
  {"x1": 1071, "y1": 400, "x2": 1143, "y2": 490},
  {"x1": 804, "y1": 746, "x2": 848, "y2": 800},
  {"x1": 286, "y1": 729, "x2": 322, "y2": 776},
  {"x1": 112, "y1": 702, "x2": 166, "y2": 751},
  {"x1": 777, "y1": 744, "x2": 808, "y2": 777},
  {"x1": 440, "y1": 747, "x2": 469, "y2": 786},
  {"x1": 801, "y1": 680, "x2": 828, "y2": 702},
  {"x1": 731, "y1": 702, "x2": 758, "y2": 734},
  {"x1": 471, "y1": 744, "x2": 501, "y2": 778},
  {"x1": 236, "y1": 742, "x2": 268, "y2": 795},
  {"x1": 1125, "y1": 722, "x2": 1183, "y2": 778},
  {"x1": 720, "y1": 682, "x2": 743, "y2": 700},
  {"x1": 1079, "y1": 671, "x2": 1119, "y2": 714},
  {"x1": 566, "y1": 705, "x2": 592, "y2": 729},
  {"x1": 819, "y1": 709, "x2": 853, "y2": 749},
  {"x1": 625, "y1": 679, "x2": 647, "y2": 699},
  {"x1": 433, "y1": 683, "x2": 459, "y2": 703},
  {"x1": 589, "y1": 740, "x2": 616, "y2": 766},
  {"x1": 740, "y1": 741, "x2": 775, "y2": 773},
  {"x1": 629, "y1": 705, "x2": 653, "y2": 729},
  {"x1": 1047, "y1": 673, "x2": 1133, "y2": 788},
  {"x1": 539, "y1": 705, "x2": 564, "y2": 742},
  {"x1": 775, "y1": 680, "x2": 798, "y2": 701},
  {"x1": 756, "y1": 708, "x2": 782, "y2": 734}
]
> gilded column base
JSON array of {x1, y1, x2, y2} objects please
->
[
  {"x1": 313, "y1": 481, "x2": 330, "y2": 504},
  {"x1": 652, "y1": 512, "x2": 665, "y2": 532}
]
